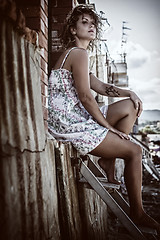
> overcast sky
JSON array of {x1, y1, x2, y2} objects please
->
[{"x1": 91, "y1": 0, "x2": 160, "y2": 110}]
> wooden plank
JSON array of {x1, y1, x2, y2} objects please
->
[{"x1": 80, "y1": 161, "x2": 147, "y2": 240}]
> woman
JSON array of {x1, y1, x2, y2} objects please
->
[{"x1": 48, "y1": 4, "x2": 160, "y2": 231}]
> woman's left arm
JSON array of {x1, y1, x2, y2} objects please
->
[{"x1": 90, "y1": 73, "x2": 143, "y2": 117}]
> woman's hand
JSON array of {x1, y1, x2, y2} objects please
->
[
  {"x1": 129, "y1": 91, "x2": 143, "y2": 117},
  {"x1": 109, "y1": 127, "x2": 130, "y2": 140}
]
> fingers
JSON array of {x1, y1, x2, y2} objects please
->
[
  {"x1": 135, "y1": 100, "x2": 139, "y2": 111},
  {"x1": 134, "y1": 99, "x2": 143, "y2": 117},
  {"x1": 137, "y1": 101, "x2": 143, "y2": 117},
  {"x1": 110, "y1": 129, "x2": 129, "y2": 140},
  {"x1": 130, "y1": 92, "x2": 143, "y2": 117},
  {"x1": 118, "y1": 132, "x2": 130, "y2": 140},
  {"x1": 135, "y1": 101, "x2": 143, "y2": 117}
]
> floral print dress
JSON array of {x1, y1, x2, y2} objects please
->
[{"x1": 48, "y1": 47, "x2": 109, "y2": 155}]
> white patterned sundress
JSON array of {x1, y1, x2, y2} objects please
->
[{"x1": 48, "y1": 47, "x2": 109, "y2": 155}]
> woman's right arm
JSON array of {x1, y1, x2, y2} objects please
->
[{"x1": 71, "y1": 49, "x2": 129, "y2": 139}]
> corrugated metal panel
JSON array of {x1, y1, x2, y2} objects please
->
[
  {"x1": 112, "y1": 62, "x2": 128, "y2": 87},
  {"x1": 0, "y1": 19, "x2": 60, "y2": 240},
  {"x1": 0, "y1": 19, "x2": 45, "y2": 153},
  {"x1": 78, "y1": 186, "x2": 108, "y2": 239},
  {"x1": 0, "y1": 139, "x2": 61, "y2": 239},
  {"x1": 54, "y1": 141, "x2": 83, "y2": 240}
]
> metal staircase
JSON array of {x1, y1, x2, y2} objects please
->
[{"x1": 75, "y1": 155, "x2": 158, "y2": 240}]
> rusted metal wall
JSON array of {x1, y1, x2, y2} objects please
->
[
  {"x1": 78, "y1": 186, "x2": 108, "y2": 240},
  {"x1": 54, "y1": 142, "x2": 110, "y2": 240},
  {"x1": 0, "y1": 19, "x2": 60, "y2": 240},
  {"x1": 0, "y1": 17, "x2": 116, "y2": 240},
  {"x1": 54, "y1": 141, "x2": 83, "y2": 240}
]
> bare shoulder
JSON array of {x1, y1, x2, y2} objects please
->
[
  {"x1": 70, "y1": 48, "x2": 88, "y2": 61},
  {"x1": 70, "y1": 48, "x2": 89, "y2": 70},
  {"x1": 71, "y1": 47, "x2": 88, "y2": 54}
]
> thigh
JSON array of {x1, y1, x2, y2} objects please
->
[
  {"x1": 90, "y1": 131, "x2": 141, "y2": 160},
  {"x1": 106, "y1": 99, "x2": 136, "y2": 126}
]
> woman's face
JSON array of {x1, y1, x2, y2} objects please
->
[{"x1": 72, "y1": 14, "x2": 96, "y2": 41}]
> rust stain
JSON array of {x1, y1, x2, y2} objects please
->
[
  {"x1": 1, "y1": 19, "x2": 45, "y2": 154},
  {"x1": 0, "y1": 19, "x2": 60, "y2": 240}
]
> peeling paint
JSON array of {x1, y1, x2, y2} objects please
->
[
  {"x1": 0, "y1": 19, "x2": 60, "y2": 240},
  {"x1": 0, "y1": 19, "x2": 45, "y2": 154}
]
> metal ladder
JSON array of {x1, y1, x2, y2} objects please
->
[{"x1": 77, "y1": 155, "x2": 158, "y2": 240}]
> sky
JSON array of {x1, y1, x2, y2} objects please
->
[{"x1": 91, "y1": 0, "x2": 160, "y2": 110}]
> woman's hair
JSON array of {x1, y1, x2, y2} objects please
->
[{"x1": 61, "y1": 4, "x2": 102, "y2": 49}]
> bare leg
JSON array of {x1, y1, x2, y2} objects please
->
[
  {"x1": 98, "y1": 99, "x2": 138, "y2": 184},
  {"x1": 98, "y1": 158, "x2": 120, "y2": 184},
  {"x1": 124, "y1": 153, "x2": 160, "y2": 231},
  {"x1": 90, "y1": 130, "x2": 160, "y2": 231}
]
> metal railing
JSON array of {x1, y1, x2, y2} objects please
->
[{"x1": 130, "y1": 135, "x2": 160, "y2": 181}]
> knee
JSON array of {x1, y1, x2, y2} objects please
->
[
  {"x1": 127, "y1": 99, "x2": 138, "y2": 116},
  {"x1": 135, "y1": 144, "x2": 143, "y2": 157},
  {"x1": 128, "y1": 143, "x2": 142, "y2": 160}
]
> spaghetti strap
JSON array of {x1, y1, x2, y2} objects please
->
[{"x1": 60, "y1": 47, "x2": 78, "y2": 69}]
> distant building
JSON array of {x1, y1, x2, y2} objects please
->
[
  {"x1": 106, "y1": 53, "x2": 129, "y2": 102},
  {"x1": 106, "y1": 52, "x2": 139, "y2": 134},
  {"x1": 157, "y1": 122, "x2": 160, "y2": 128}
]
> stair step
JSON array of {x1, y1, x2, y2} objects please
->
[
  {"x1": 79, "y1": 177, "x2": 120, "y2": 189},
  {"x1": 79, "y1": 156, "x2": 158, "y2": 240},
  {"x1": 80, "y1": 160, "x2": 146, "y2": 240}
]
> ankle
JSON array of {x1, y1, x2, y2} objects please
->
[
  {"x1": 98, "y1": 158, "x2": 105, "y2": 170},
  {"x1": 130, "y1": 208, "x2": 144, "y2": 220},
  {"x1": 98, "y1": 158, "x2": 120, "y2": 185}
]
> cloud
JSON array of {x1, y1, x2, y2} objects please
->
[
  {"x1": 127, "y1": 42, "x2": 151, "y2": 68},
  {"x1": 104, "y1": 39, "x2": 160, "y2": 110},
  {"x1": 124, "y1": 42, "x2": 160, "y2": 110},
  {"x1": 129, "y1": 77, "x2": 160, "y2": 110},
  {"x1": 92, "y1": 0, "x2": 160, "y2": 109}
]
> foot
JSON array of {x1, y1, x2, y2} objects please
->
[
  {"x1": 98, "y1": 158, "x2": 120, "y2": 185},
  {"x1": 130, "y1": 211, "x2": 160, "y2": 233}
]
